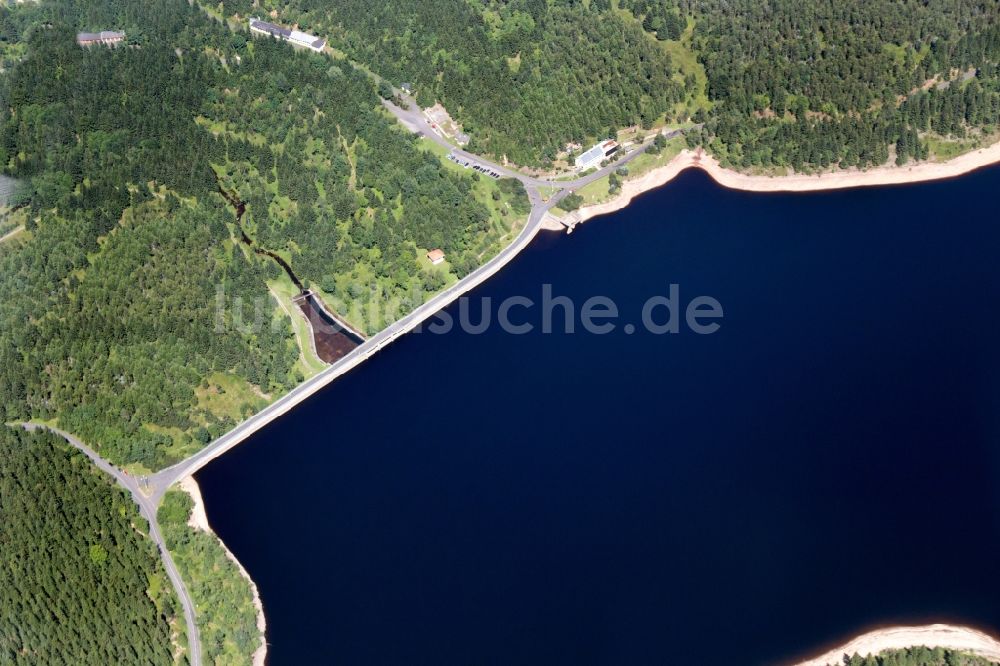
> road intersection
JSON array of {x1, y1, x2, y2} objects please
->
[
  {"x1": 18, "y1": 91, "x2": 692, "y2": 666},
  {"x1": 20, "y1": 424, "x2": 203, "y2": 666}
]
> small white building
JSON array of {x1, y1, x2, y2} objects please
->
[
  {"x1": 427, "y1": 249, "x2": 445, "y2": 265},
  {"x1": 575, "y1": 140, "x2": 620, "y2": 170},
  {"x1": 289, "y1": 30, "x2": 326, "y2": 52}
]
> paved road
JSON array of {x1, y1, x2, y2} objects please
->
[
  {"x1": 382, "y1": 94, "x2": 684, "y2": 192},
  {"x1": 143, "y1": 99, "x2": 690, "y2": 499},
  {"x1": 6, "y1": 27, "x2": 696, "y2": 666},
  {"x1": 20, "y1": 424, "x2": 203, "y2": 666},
  {"x1": 146, "y1": 184, "x2": 560, "y2": 499},
  {"x1": 382, "y1": 96, "x2": 555, "y2": 190},
  {"x1": 10, "y1": 86, "x2": 693, "y2": 663}
]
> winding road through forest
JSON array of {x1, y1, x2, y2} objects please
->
[{"x1": 19, "y1": 424, "x2": 202, "y2": 666}]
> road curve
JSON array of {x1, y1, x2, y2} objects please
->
[
  {"x1": 382, "y1": 94, "x2": 681, "y2": 191},
  {"x1": 9, "y1": 86, "x2": 690, "y2": 666},
  {"x1": 147, "y1": 99, "x2": 677, "y2": 498},
  {"x1": 148, "y1": 185, "x2": 559, "y2": 497},
  {"x1": 382, "y1": 97, "x2": 554, "y2": 189},
  {"x1": 19, "y1": 424, "x2": 203, "y2": 666}
]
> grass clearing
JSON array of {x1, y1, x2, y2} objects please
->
[
  {"x1": 613, "y1": 3, "x2": 711, "y2": 117},
  {"x1": 417, "y1": 135, "x2": 470, "y2": 174},
  {"x1": 268, "y1": 274, "x2": 328, "y2": 379},
  {"x1": 574, "y1": 176, "x2": 614, "y2": 205},
  {"x1": 195, "y1": 372, "x2": 270, "y2": 423},
  {"x1": 0, "y1": 223, "x2": 26, "y2": 246},
  {"x1": 195, "y1": 115, "x2": 268, "y2": 147},
  {"x1": 624, "y1": 137, "x2": 686, "y2": 178},
  {"x1": 123, "y1": 424, "x2": 195, "y2": 477},
  {"x1": 926, "y1": 135, "x2": 976, "y2": 161},
  {"x1": 537, "y1": 185, "x2": 560, "y2": 201},
  {"x1": 0, "y1": 207, "x2": 29, "y2": 245},
  {"x1": 661, "y1": 19, "x2": 713, "y2": 115},
  {"x1": 571, "y1": 137, "x2": 688, "y2": 207}
]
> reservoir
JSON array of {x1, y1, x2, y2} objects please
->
[{"x1": 196, "y1": 166, "x2": 1000, "y2": 665}]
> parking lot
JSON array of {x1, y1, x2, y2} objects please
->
[{"x1": 447, "y1": 153, "x2": 501, "y2": 179}]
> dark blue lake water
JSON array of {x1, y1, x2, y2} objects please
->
[{"x1": 197, "y1": 167, "x2": 1000, "y2": 666}]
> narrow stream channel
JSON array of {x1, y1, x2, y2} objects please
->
[{"x1": 217, "y1": 184, "x2": 362, "y2": 363}]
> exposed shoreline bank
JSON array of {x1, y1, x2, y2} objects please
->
[
  {"x1": 793, "y1": 624, "x2": 1000, "y2": 665},
  {"x1": 178, "y1": 477, "x2": 268, "y2": 666},
  {"x1": 577, "y1": 140, "x2": 1000, "y2": 223},
  {"x1": 153, "y1": 140, "x2": 1000, "y2": 666}
]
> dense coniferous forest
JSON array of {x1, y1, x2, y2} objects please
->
[
  {"x1": 686, "y1": 0, "x2": 1000, "y2": 169},
  {"x1": 0, "y1": 0, "x2": 523, "y2": 467},
  {"x1": 0, "y1": 427, "x2": 182, "y2": 664},
  {"x1": 207, "y1": 36, "x2": 514, "y2": 328},
  {"x1": 0, "y1": 195, "x2": 297, "y2": 469},
  {"x1": 0, "y1": 0, "x2": 998, "y2": 465},
  {"x1": 1, "y1": 0, "x2": 1000, "y2": 662},
  {"x1": 225, "y1": 0, "x2": 689, "y2": 164},
  {"x1": 238, "y1": 0, "x2": 1000, "y2": 168},
  {"x1": 838, "y1": 647, "x2": 1000, "y2": 666}
]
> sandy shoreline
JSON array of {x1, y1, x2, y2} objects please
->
[
  {"x1": 793, "y1": 624, "x2": 1000, "y2": 665},
  {"x1": 173, "y1": 484, "x2": 1000, "y2": 666},
  {"x1": 144, "y1": 140, "x2": 1000, "y2": 666},
  {"x1": 577, "y1": 140, "x2": 1000, "y2": 223},
  {"x1": 575, "y1": 149, "x2": 1000, "y2": 664},
  {"x1": 178, "y1": 477, "x2": 268, "y2": 666}
]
